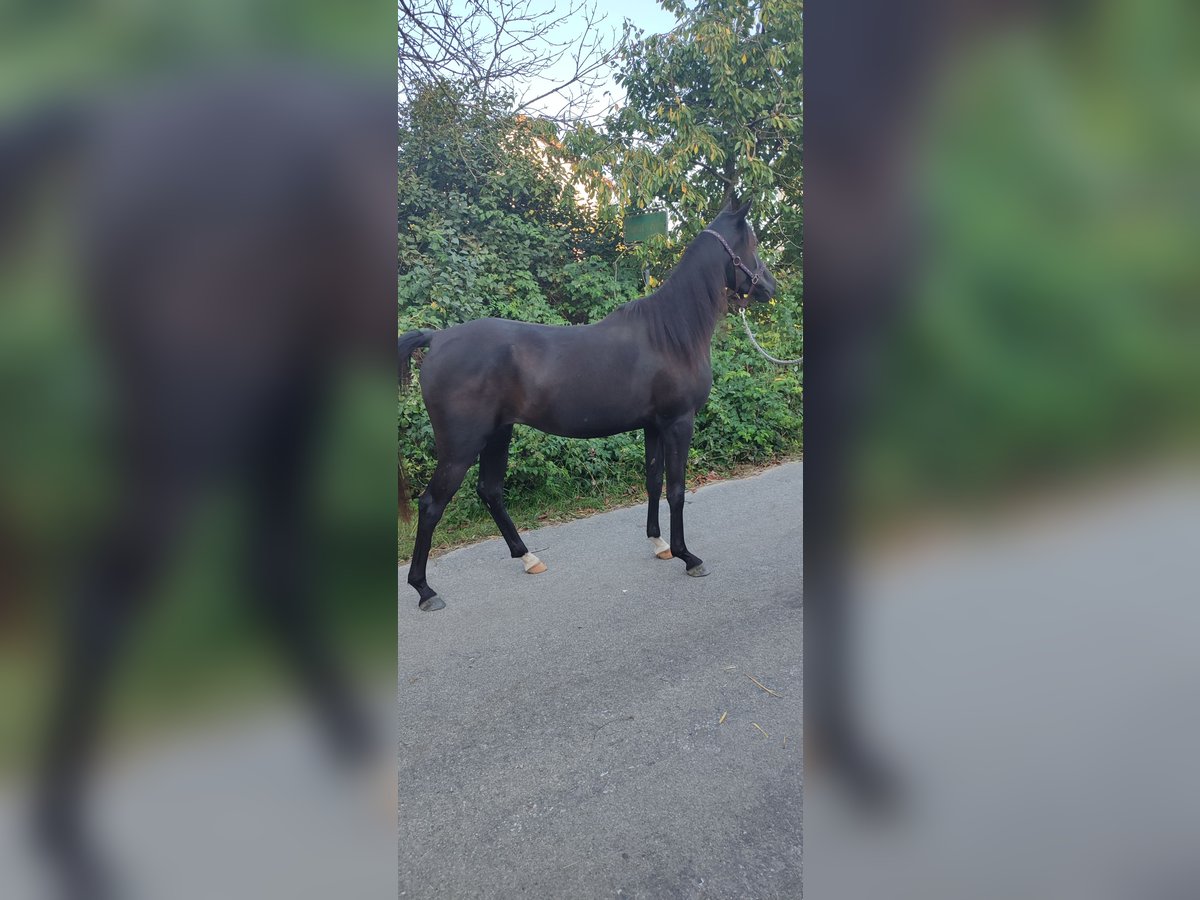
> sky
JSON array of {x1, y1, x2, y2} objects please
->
[{"x1": 474, "y1": 0, "x2": 679, "y2": 120}]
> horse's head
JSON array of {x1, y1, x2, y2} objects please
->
[{"x1": 705, "y1": 198, "x2": 777, "y2": 309}]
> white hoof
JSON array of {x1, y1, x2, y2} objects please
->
[
  {"x1": 649, "y1": 536, "x2": 672, "y2": 560},
  {"x1": 522, "y1": 552, "x2": 547, "y2": 575}
]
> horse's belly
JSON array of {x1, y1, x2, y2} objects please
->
[{"x1": 519, "y1": 408, "x2": 644, "y2": 439}]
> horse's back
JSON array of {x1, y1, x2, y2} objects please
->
[
  {"x1": 423, "y1": 317, "x2": 578, "y2": 373},
  {"x1": 422, "y1": 316, "x2": 635, "y2": 385}
]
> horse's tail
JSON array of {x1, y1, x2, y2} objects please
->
[
  {"x1": 397, "y1": 328, "x2": 434, "y2": 520},
  {"x1": 397, "y1": 455, "x2": 414, "y2": 522},
  {"x1": 397, "y1": 328, "x2": 434, "y2": 387},
  {"x1": 0, "y1": 101, "x2": 88, "y2": 253}
]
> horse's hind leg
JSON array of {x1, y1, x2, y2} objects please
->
[
  {"x1": 644, "y1": 425, "x2": 672, "y2": 559},
  {"x1": 406, "y1": 454, "x2": 473, "y2": 610},
  {"x1": 476, "y1": 426, "x2": 545, "y2": 575}
]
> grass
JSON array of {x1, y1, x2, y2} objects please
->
[{"x1": 397, "y1": 454, "x2": 799, "y2": 562}]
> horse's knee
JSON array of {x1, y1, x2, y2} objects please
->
[
  {"x1": 476, "y1": 482, "x2": 502, "y2": 507},
  {"x1": 665, "y1": 485, "x2": 685, "y2": 507}
]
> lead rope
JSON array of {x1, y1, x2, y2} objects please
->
[{"x1": 739, "y1": 308, "x2": 803, "y2": 366}]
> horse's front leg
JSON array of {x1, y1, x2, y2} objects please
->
[
  {"x1": 477, "y1": 425, "x2": 545, "y2": 575},
  {"x1": 661, "y1": 416, "x2": 707, "y2": 576},
  {"x1": 644, "y1": 425, "x2": 672, "y2": 559}
]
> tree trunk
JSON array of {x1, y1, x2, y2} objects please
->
[{"x1": 722, "y1": 154, "x2": 738, "y2": 208}]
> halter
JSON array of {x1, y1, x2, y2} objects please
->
[
  {"x1": 702, "y1": 228, "x2": 765, "y2": 297},
  {"x1": 702, "y1": 229, "x2": 802, "y2": 367}
]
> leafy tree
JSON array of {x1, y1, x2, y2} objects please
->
[{"x1": 572, "y1": 0, "x2": 801, "y2": 262}]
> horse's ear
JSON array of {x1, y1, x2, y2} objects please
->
[{"x1": 734, "y1": 198, "x2": 753, "y2": 221}]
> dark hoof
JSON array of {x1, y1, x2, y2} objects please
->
[
  {"x1": 418, "y1": 595, "x2": 445, "y2": 611},
  {"x1": 686, "y1": 563, "x2": 709, "y2": 577}
]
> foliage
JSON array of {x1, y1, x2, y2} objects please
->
[{"x1": 399, "y1": 83, "x2": 636, "y2": 330}]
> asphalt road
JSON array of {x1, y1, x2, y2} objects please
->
[{"x1": 398, "y1": 461, "x2": 804, "y2": 899}]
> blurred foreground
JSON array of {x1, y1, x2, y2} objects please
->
[
  {"x1": 806, "y1": 0, "x2": 1200, "y2": 896},
  {"x1": 0, "y1": 3, "x2": 395, "y2": 898},
  {"x1": 0, "y1": 693, "x2": 396, "y2": 899},
  {"x1": 809, "y1": 465, "x2": 1200, "y2": 899}
]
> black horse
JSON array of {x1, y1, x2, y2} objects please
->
[{"x1": 398, "y1": 199, "x2": 777, "y2": 611}]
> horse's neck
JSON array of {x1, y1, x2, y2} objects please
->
[{"x1": 660, "y1": 256, "x2": 726, "y2": 344}]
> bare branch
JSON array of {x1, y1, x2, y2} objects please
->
[{"x1": 398, "y1": 0, "x2": 619, "y2": 124}]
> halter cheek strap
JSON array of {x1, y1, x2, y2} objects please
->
[{"x1": 702, "y1": 228, "x2": 764, "y2": 297}]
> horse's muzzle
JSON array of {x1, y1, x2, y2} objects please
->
[{"x1": 752, "y1": 270, "x2": 778, "y2": 302}]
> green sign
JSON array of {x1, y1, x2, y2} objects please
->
[{"x1": 624, "y1": 210, "x2": 667, "y2": 243}]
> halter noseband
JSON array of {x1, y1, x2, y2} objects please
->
[{"x1": 702, "y1": 228, "x2": 764, "y2": 297}]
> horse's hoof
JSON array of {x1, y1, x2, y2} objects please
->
[
  {"x1": 649, "y1": 536, "x2": 672, "y2": 559},
  {"x1": 686, "y1": 563, "x2": 709, "y2": 577},
  {"x1": 418, "y1": 595, "x2": 446, "y2": 611},
  {"x1": 525, "y1": 562, "x2": 547, "y2": 575}
]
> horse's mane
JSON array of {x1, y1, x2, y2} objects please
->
[{"x1": 602, "y1": 227, "x2": 729, "y2": 362}]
